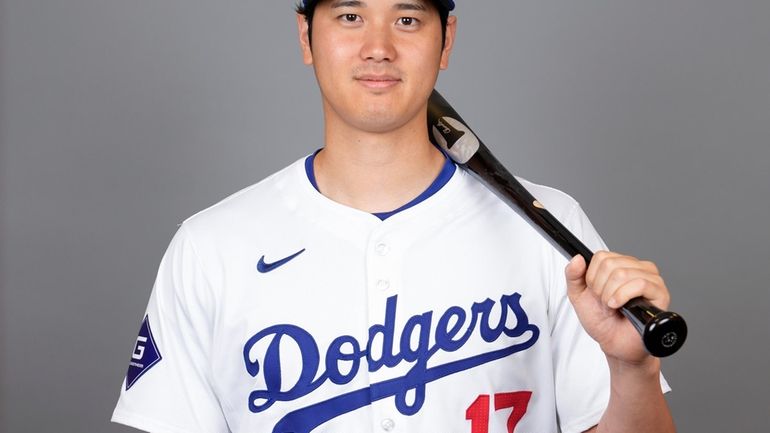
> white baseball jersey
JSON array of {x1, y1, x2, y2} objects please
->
[{"x1": 112, "y1": 154, "x2": 668, "y2": 433}]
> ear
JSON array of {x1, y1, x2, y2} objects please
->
[
  {"x1": 439, "y1": 15, "x2": 457, "y2": 70},
  {"x1": 297, "y1": 13, "x2": 314, "y2": 65}
]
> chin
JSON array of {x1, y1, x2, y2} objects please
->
[
  {"x1": 352, "y1": 115, "x2": 405, "y2": 134},
  {"x1": 327, "y1": 92, "x2": 423, "y2": 133},
  {"x1": 347, "y1": 101, "x2": 405, "y2": 132}
]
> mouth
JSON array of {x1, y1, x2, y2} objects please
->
[{"x1": 354, "y1": 74, "x2": 402, "y2": 89}]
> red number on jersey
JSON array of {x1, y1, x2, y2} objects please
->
[
  {"x1": 465, "y1": 391, "x2": 532, "y2": 433},
  {"x1": 465, "y1": 395, "x2": 490, "y2": 433},
  {"x1": 494, "y1": 391, "x2": 532, "y2": 433}
]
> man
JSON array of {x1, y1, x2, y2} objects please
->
[{"x1": 112, "y1": 1, "x2": 676, "y2": 432}]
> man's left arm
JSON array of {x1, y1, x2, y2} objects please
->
[{"x1": 566, "y1": 252, "x2": 676, "y2": 433}]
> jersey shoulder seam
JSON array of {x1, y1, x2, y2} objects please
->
[{"x1": 181, "y1": 157, "x2": 302, "y2": 226}]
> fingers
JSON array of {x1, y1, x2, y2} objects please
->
[
  {"x1": 564, "y1": 254, "x2": 588, "y2": 300},
  {"x1": 565, "y1": 254, "x2": 588, "y2": 286},
  {"x1": 605, "y1": 276, "x2": 668, "y2": 310},
  {"x1": 584, "y1": 251, "x2": 670, "y2": 310},
  {"x1": 587, "y1": 251, "x2": 657, "y2": 290}
]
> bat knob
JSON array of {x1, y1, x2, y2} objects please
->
[
  {"x1": 621, "y1": 298, "x2": 688, "y2": 357},
  {"x1": 642, "y1": 311, "x2": 688, "y2": 357}
]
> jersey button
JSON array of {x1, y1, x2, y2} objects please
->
[
  {"x1": 380, "y1": 418, "x2": 396, "y2": 431},
  {"x1": 375, "y1": 243, "x2": 390, "y2": 256},
  {"x1": 376, "y1": 279, "x2": 390, "y2": 291}
]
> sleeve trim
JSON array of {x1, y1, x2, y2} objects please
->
[{"x1": 560, "y1": 403, "x2": 605, "y2": 433}]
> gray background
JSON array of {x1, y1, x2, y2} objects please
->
[{"x1": 1, "y1": 0, "x2": 768, "y2": 432}]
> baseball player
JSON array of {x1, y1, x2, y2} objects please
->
[{"x1": 112, "y1": 1, "x2": 676, "y2": 432}]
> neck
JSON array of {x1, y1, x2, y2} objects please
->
[{"x1": 313, "y1": 111, "x2": 446, "y2": 214}]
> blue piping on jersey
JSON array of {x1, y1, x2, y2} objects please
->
[{"x1": 304, "y1": 148, "x2": 457, "y2": 220}]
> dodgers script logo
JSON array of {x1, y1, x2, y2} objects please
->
[{"x1": 243, "y1": 292, "x2": 539, "y2": 433}]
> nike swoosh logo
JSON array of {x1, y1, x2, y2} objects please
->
[{"x1": 257, "y1": 249, "x2": 306, "y2": 274}]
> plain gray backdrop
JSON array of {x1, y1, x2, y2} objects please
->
[{"x1": 1, "y1": 1, "x2": 768, "y2": 432}]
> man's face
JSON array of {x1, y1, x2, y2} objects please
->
[{"x1": 298, "y1": 0, "x2": 456, "y2": 134}]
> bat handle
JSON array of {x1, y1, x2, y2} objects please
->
[
  {"x1": 619, "y1": 298, "x2": 688, "y2": 357},
  {"x1": 582, "y1": 249, "x2": 688, "y2": 357}
]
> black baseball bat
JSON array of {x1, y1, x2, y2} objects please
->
[{"x1": 427, "y1": 89, "x2": 687, "y2": 357}]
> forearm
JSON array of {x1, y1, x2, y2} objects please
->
[{"x1": 595, "y1": 357, "x2": 676, "y2": 433}]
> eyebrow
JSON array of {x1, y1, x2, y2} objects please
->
[
  {"x1": 329, "y1": 1, "x2": 428, "y2": 11},
  {"x1": 395, "y1": 2, "x2": 427, "y2": 12},
  {"x1": 330, "y1": 1, "x2": 364, "y2": 8}
]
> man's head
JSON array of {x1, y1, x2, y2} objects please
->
[
  {"x1": 296, "y1": 0, "x2": 453, "y2": 47},
  {"x1": 296, "y1": 0, "x2": 457, "y2": 134}
]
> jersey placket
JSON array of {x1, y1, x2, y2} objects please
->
[{"x1": 364, "y1": 222, "x2": 405, "y2": 433}]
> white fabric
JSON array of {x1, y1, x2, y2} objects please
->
[{"x1": 112, "y1": 156, "x2": 668, "y2": 433}]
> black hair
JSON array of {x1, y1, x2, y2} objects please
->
[{"x1": 295, "y1": 1, "x2": 450, "y2": 49}]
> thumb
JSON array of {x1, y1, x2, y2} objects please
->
[{"x1": 565, "y1": 254, "x2": 588, "y2": 298}]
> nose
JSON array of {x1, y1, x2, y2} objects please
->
[{"x1": 360, "y1": 24, "x2": 396, "y2": 63}]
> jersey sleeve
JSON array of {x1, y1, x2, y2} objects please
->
[
  {"x1": 111, "y1": 224, "x2": 229, "y2": 433},
  {"x1": 546, "y1": 203, "x2": 611, "y2": 433},
  {"x1": 547, "y1": 203, "x2": 671, "y2": 433}
]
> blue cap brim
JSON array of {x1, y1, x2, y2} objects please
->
[{"x1": 302, "y1": 0, "x2": 455, "y2": 11}]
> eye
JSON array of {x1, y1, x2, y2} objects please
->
[
  {"x1": 396, "y1": 17, "x2": 420, "y2": 28},
  {"x1": 339, "y1": 14, "x2": 361, "y2": 23}
]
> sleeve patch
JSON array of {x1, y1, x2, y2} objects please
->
[{"x1": 125, "y1": 315, "x2": 163, "y2": 390}]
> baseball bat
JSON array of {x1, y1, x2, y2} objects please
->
[{"x1": 427, "y1": 89, "x2": 687, "y2": 357}]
